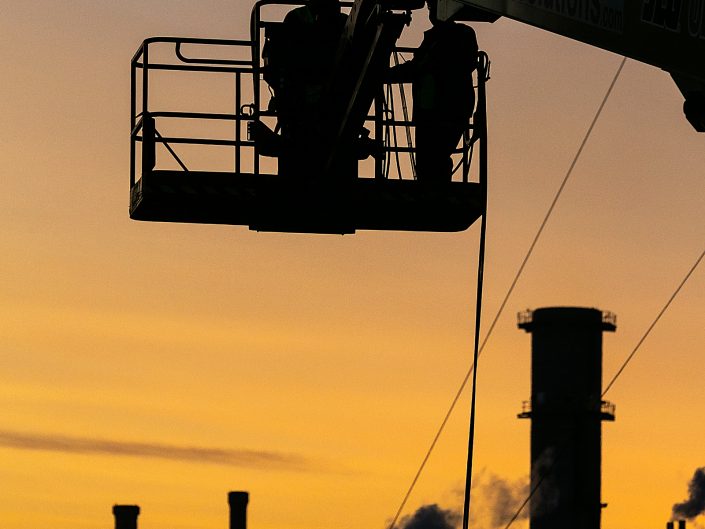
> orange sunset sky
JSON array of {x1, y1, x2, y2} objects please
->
[{"x1": 1, "y1": 1, "x2": 704, "y2": 529}]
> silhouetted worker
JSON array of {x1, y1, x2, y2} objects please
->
[
  {"x1": 387, "y1": 0, "x2": 478, "y2": 183},
  {"x1": 263, "y1": 0, "x2": 348, "y2": 175}
]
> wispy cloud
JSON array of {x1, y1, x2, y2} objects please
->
[{"x1": 0, "y1": 429, "x2": 313, "y2": 471}]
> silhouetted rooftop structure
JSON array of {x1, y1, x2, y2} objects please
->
[
  {"x1": 113, "y1": 505, "x2": 140, "y2": 529},
  {"x1": 112, "y1": 491, "x2": 249, "y2": 529}
]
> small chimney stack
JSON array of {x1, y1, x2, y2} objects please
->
[
  {"x1": 228, "y1": 491, "x2": 249, "y2": 529},
  {"x1": 113, "y1": 505, "x2": 140, "y2": 529}
]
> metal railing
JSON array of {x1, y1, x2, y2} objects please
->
[
  {"x1": 517, "y1": 309, "x2": 533, "y2": 326},
  {"x1": 130, "y1": 1, "x2": 489, "y2": 187},
  {"x1": 602, "y1": 311, "x2": 617, "y2": 327},
  {"x1": 516, "y1": 309, "x2": 617, "y2": 328},
  {"x1": 600, "y1": 400, "x2": 616, "y2": 417},
  {"x1": 520, "y1": 400, "x2": 532, "y2": 415},
  {"x1": 130, "y1": 36, "x2": 256, "y2": 187},
  {"x1": 519, "y1": 400, "x2": 616, "y2": 417}
]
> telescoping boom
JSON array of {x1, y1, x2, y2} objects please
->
[{"x1": 437, "y1": 0, "x2": 705, "y2": 131}]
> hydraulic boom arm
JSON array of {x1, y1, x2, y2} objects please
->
[{"x1": 437, "y1": 0, "x2": 705, "y2": 130}]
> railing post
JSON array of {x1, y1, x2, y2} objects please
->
[
  {"x1": 142, "y1": 113, "x2": 156, "y2": 176},
  {"x1": 462, "y1": 128, "x2": 470, "y2": 183},
  {"x1": 251, "y1": 2, "x2": 262, "y2": 177},
  {"x1": 374, "y1": 89, "x2": 384, "y2": 179},
  {"x1": 236, "y1": 71, "x2": 242, "y2": 175},
  {"x1": 477, "y1": 53, "x2": 488, "y2": 200},
  {"x1": 142, "y1": 41, "x2": 149, "y2": 131},
  {"x1": 130, "y1": 58, "x2": 137, "y2": 188}
]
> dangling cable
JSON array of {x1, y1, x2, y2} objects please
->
[
  {"x1": 462, "y1": 54, "x2": 491, "y2": 529},
  {"x1": 461, "y1": 119, "x2": 488, "y2": 529},
  {"x1": 386, "y1": 58, "x2": 627, "y2": 529},
  {"x1": 386, "y1": 56, "x2": 492, "y2": 529}
]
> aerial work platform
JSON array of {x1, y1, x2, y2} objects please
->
[
  {"x1": 129, "y1": 0, "x2": 490, "y2": 234},
  {"x1": 131, "y1": 171, "x2": 484, "y2": 234}
]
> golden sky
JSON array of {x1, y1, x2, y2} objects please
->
[{"x1": 1, "y1": 1, "x2": 704, "y2": 529}]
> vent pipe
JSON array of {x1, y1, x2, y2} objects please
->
[
  {"x1": 113, "y1": 505, "x2": 140, "y2": 529},
  {"x1": 228, "y1": 491, "x2": 249, "y2": 529}
]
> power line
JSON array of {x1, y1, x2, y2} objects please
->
[
  {"x1": 602, "y1": 246, "x2": 705, "y2": 397},
  {"x1": 502, "y1": 244, "x2": 705, "y2": 529},
  {"x1": 501, "y1": 469, "x2": 549, "y2": 529},
  {"x1": 386, "y1": 56, "x2": 627, "y2": 529}
]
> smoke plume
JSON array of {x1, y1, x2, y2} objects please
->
[
  {"x1": 398, "y1": 504, "x2": 461, "y2": 529},
  {"x1": 0, "y1": 429, "x2": 313, "y2": 471},
  {"x1": 394, "y1": 473, "x2": 529, "y2": 529},
  {"x1": 673, "y1": 467, "x2": 705, "y2": 520}
]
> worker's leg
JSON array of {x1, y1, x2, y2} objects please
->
[
  {"x1": 415, "y1": 122, "x2": 462, "y2": 183},
  {"x1": 415, "y1": 124, "x2": 446, "y2": 182}
]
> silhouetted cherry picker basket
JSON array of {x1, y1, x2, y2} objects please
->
[{"x1": 129, "y1": 0, "x2": 489, "y2": 234}]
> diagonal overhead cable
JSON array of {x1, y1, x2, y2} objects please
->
[
  {"x1": 386, "y1": 56, "x2": 628, "y2": 529},
  {"x1": 602, "y1": 246, "x2": 705, "y2": 397}
]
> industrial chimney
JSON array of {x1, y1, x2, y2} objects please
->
[
  {"x1": 517, "y1": 307, "x2": 616, "y2": 529},
  {"x1": 113, "y1": 505, "x2": 140, "y2": 529},
  {"x1": 228, "y1": 491, "x2": 249, "y2": 529}
]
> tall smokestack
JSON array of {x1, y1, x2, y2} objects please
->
[
  {"x1": 228, "y1": 491, "x2": 249, "y2": 529},
  {"x1": 679, "y1": 521, "x2": 686, "y2": 529},
  {"x1": 667, "y1": 522, "x2": 675, "y2": 529},
  {"x1": 517, "y1": 307, "x2": 616, "y2": 529},
  {"x1": 113, "y1": 505, "x2": 140, "y2": 529}
]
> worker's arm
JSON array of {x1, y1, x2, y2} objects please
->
[{"x1": 386, "y1": 59, "x2": 417, "y2": 83}]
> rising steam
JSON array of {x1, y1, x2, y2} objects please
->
[
  {"x1": 471, "y1": 471, "x2": 530, "y2": 528},
  {"x1": 394, "y1": 472, "x2": 529, "y2": 529},
  {"x1": 477, "y1": 473, "x2": 530, "y2": 527}
]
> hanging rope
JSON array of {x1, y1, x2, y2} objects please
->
[{"x1": 462, "y1": 196, "x2": 488, "y2": 529}]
